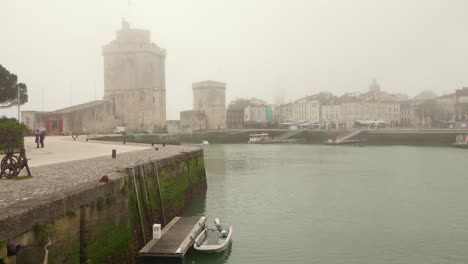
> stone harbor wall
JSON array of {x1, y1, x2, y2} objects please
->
[
  {"x1": 177, "y1": 129, "x2": 464, "y2": 146},
  {"x1": 0, "y1": 149, "x2": 206, "y2": 263}
]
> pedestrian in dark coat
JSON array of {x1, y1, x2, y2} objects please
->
[
  {"x1": 35, "y1": 129, "x2": 40, "y2": 148},
  {"x1": 40, "y1": 130, "x2": 46, "y2": 148}
]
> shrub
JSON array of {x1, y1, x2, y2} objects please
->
[{"x1": 0, "y1": 116, "x2": 27, "y2": 150}]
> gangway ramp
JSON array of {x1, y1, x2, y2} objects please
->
[
  {"x1": 277, "y1": 130, "x2": 304, "y2": 140},
  {"x1": 139, "y1": 216, "x2": 206, "y2": 260},
  {"x1": 337, "y1": 128, "x2": 367, "y2": 142}
]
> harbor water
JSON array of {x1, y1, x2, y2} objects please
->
[{"x1": 183, "y1": 144, "x2": 468, "y2": 264}]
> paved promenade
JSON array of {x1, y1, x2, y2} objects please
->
[
  {"x1": 0, "y1": 137, "x2": 199, "y2": 212},
  {"x1": 24, "y1": 136, "x2": 148, "y2": 167}
]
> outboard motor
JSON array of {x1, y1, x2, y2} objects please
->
[
  {"x1": 220, "y1": 230, "x2": 229, "y2": 238},
  {"x1": 214, "y1": 218, "x2": 221, "y2": 231}
]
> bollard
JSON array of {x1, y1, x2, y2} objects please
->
[
  {"x1": 163, "y1": 143, "x2": 166, "y2": 147},
  {"x1": 123, "y1": 136, "x2": 126, "y2": 145},
  {"x1": 112, "y1": 149, "x2": 116, "y2": 158},
  {"x1": 153, "y1": 224, "x2": 162, "y2": 239},
  {"x1": 152, "y1": 142, "x2": 154, "y2": 146},
  {"x1": 155, "y1": 147, "x2": 158, "y2": 151}
]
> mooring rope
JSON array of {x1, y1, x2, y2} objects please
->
[
  {"x1": 130, "y1": 167, "x2": 147, "y2": 244},
  {"x1": 152, "y1": 161, "x2": 166, "y2": 226}
]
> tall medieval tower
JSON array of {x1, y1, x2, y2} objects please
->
[{"x1": 102, "y1": 20, "x2": 166, "y2": 131}]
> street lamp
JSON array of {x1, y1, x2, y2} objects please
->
[{"x1": 16, "y1": 82, "x2": 20, "y2": 123}]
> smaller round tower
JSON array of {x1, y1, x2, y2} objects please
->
[{"x1": 192, "y1": 80, "x2": 226, "y2": 129}]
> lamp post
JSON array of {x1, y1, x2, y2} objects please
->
[{"x1": 17, "y1": 82, "x2": 20, "y2": 123}]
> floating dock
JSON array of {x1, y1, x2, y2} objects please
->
[{"x1": 139, "y1": 216, "x2": 206, "y2": 260}]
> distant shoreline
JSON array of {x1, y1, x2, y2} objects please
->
[{"x1": 90, "y1": 128, "x2": 468, "y2": 147}]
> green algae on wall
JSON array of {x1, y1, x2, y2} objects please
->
[
  {"x1": 83, "y1": 152, "x2": 206, "y2": 262},
  {"x1": 82, "y1": 188, "x2": 135, "y2": 264},
  {"x1": 86, "y1": 220, "x2": 132, "y2": 263}
]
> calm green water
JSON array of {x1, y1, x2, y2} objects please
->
[{"x1": 183, "y1": 144, "x2": 468, "y2": 264}]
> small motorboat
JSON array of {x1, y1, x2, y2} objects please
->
[
  {"x1": 248, "y1": 133, "x2": 269, "y2": 144},
  {"x1": 452, "y1": 134, "x2": 468, "y2": 148},
  {"x1": 194, "y1": 218, "x2": 232, "y2": 253},
  {"x1": 200, "y1": 140, "x2": 210, "y2": 147}
]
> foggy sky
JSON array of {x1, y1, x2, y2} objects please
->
[{"x1": 2, "y1": 0, "x2": 468, "y2": 120}]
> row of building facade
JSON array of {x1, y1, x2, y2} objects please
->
[{"x1": 224, "y1": 79, "x2": 468, "y2": 130}]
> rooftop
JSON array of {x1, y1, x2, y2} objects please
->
[
  {"x1": 192, "y1": 80, "x2": 226, "y2": 89},
  {"x1": 53, "y1": 100, "x2": 108, "y2": 114},
  {"x1": 455, "y1": 87, "x2": 468, "y2": 96}
]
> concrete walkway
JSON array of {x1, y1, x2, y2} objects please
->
[{"x1": 24, "y1": 136, "x2": 149, "y2": 167}]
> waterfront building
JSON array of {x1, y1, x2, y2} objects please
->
[
  {"x1": 435, "y1": 93, "x2": 456, "y2": 122},
  {"x1": 243, "y1": 98, "x2": 270, "y2": 128},
  {"x1": 410, "y1": 90, "x2": 438, "y2": 127},
  {"x1": 454, "y1": 88, "x2": 468, "y2": 126},
  {"x1": 227, "y1": 99, "x2": 249, "y2": 129},
  {"x1": 244, "y1": 104, "x2": 268, "y2": 128},
  {"x1": 320, "y1": 80, "x2": 401, "y2": 128},
  {"x1": 291, "y1": 96, "x2": 320, "y2": 125},
  {"x1": 226, "y1": 98, "x2": 272, "y2": 128},
  {"x1": 276, "y1": 92, "x2": 334, "y2": 127},
  {"x1": 192, "y1": 80, "x2": 226, "y2": 130},
  {"x1": 400, "y1": 101, "x2": 413, "y2": 127},
  {"x1": 22, "y1": 20, "x2": 167, "y2": 134},
  {"x1": 408, "y1": 88, "x2": 468, "y2": 128},
  {"x1": 321, "y1": 100, "x2": 344, "y2": 128},
  {"x1": 22, "y1": 101, "x2": 114, "y2": 134},
  {"x1": 275, "y1": 103, "x2": 293, "y2": 124}
]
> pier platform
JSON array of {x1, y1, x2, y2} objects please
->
[{"x1": 139, "y1": 216, "x2": 206, "y2": 259}]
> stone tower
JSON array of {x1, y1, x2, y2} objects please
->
[
  {"x1": 192, "y1": 80, "x2": 226, "y2": 129},
  {"x1": 102, "y1": 20, "x2": 166, "y2": 131},
  {"x1": 369, "y1": 78, "x2": 381, "y2": 92}
]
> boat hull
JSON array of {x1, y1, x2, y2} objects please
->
[
  {"x1": 323, "y1": 139, "x2": 367, "y2": 145},
  {"x1": 452, "y1": 143, "x2": 468, "y2": 148},
  {"x1": 194, "y1": 226, "x2": 233, "y2": 253},
  {"x1": 256, "y1": 139, "x2": 305, "y2": 144}
]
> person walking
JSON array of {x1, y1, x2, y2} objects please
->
[
  {"x1": 35, "y1": 129, "x2": 40, "y2": 148},
  {"x1": 40, "y1": 129, "x2": 46, "y2": 148}
]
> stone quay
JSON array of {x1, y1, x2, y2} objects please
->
[{"x1": 0, "y1": 136, "x2": 207, "y2": 263}]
